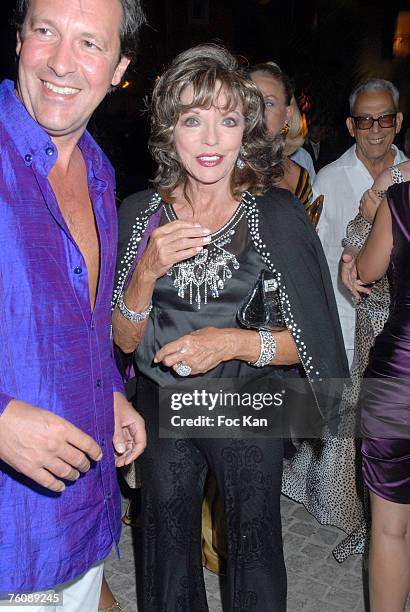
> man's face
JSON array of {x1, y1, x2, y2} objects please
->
[
  {"x1": 346, "y1": 89, "x2": 403, "y2": 164},
  {"x1": 16, "y1": 0, "x2": 130, "y2": 142}
]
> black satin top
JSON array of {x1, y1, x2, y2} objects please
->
[{"x1": 136, "y1": 205, "x2": 282, "y2": 385}]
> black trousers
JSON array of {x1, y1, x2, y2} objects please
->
[{"x1": 136, "y1": 376, "x2": 287, "y2": 612}]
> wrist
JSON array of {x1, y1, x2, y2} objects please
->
[
  {"x1": 225, "y1": 329, "x2": 260, "y2": 363},
  {"x1": 118, "y1": 293, "x2": 152, "y2": 323},
  {"x1": 124, "y1": 268, "x2": 155, "y2": 312}
]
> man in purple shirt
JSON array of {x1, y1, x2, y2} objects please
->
[{"x1": 0, "y1": 0, "x2": 146, "y2": 609}]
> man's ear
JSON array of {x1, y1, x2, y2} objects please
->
[
  {"x1": 111, "y1": 56, "x2": 131, "y2": 88},
  {"x1": 346, "y1": 117, "x2": 355, "y2": 138},
  {"x1": 395, "y1": 112, "x2": 403, "y2": 134},
  {"x1": 16, "y1": 31, "x2": 22, "y2": 57}
]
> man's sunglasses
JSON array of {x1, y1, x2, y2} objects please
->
[{"x1": 351, "y1": 113, "x2": 397, "y2": 130}]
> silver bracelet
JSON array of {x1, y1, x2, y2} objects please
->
[
  {"x1": 251, "y1": 330, "x2": 276, "y2": 367},
  {"x1": 117, "y1": 293, "x2": 152, "y2": 323}
]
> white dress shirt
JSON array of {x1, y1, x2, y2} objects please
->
[{"x1": 314, "y1": 144, "x2": 408, "y2": 361}]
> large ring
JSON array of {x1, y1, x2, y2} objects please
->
[{"x1": 174, "y1": 361, "x2": 192, "y2": 377}]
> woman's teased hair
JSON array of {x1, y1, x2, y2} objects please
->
[
  {"x1": 149, "y1": 44, "x2": 283, "y2": 200},
  {"x1": 247, "y1": 62, "x2": 304, "y2": 156}
]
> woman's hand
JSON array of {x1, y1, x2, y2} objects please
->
[
  {"x1": 113, "y1": 220, "x2": 211, "y2": 354},
  {"x1": 340, "y1": 246, "x2": 371, "y2": 299},
  {"x1": 154, "y1": 327, "x2": 241, "y2": 375},
  {"x1": 154, "y1": 327, "x2": 299, "y2": 375},
  {"x1": 359, "y1": 188, "x2": 384, "y2": 224},
  {"x1": 136, "y1": 220, "x2": 211, "y2": 284}
]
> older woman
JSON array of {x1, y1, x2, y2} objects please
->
[{"x1": 112, "y1": 44, "x2": 347, "y2": 611}]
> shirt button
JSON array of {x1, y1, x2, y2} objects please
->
[
  {"x1": 74, "y1": 266, "x2": 82, "y2": 275},
  {"x1": 91, "y1": 322, "x2": 95, "y2": 331},
  {"x1": 24, "y1": 154, "x2": 33, "y2": 163},
  {"x1": 45, "y1": 146, "x2": 55, "y2": 156},
  {"x1": 96, "y1": 379, "x2": 102, "y2": 388},
  {"x1": 100, "y1": 438, "x2": 105, "y2": 447}
]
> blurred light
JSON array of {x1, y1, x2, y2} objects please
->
[
  {"x1": 299, "y1": 92, "x2": 311, "y2": 113},
  {"x1": 393, "y1": 12, "x2": 410, "y2": 58},
  {"x1": 301, "y1": 113, "x2": 308, "y2": 138},
  {"x1": 121, "y1": 80, "x2": 130, "y2": 89}
]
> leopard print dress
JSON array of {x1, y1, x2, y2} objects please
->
[{"x1": 281, "y1": 165, "x2": 405, "y2": 561}]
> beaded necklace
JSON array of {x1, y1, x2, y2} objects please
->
[{"x1": 163, "y1": 198, "x2": 246, "y2": 309}]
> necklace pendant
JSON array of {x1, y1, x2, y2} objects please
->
[{"x1": 166, "y1": 199, "x2": 245, "y2": 309}]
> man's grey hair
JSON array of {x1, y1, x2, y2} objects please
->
[
  {"x1": 14, "y1": 0, "x2": 146, "y2": 62},
  {"x1": 349, "y1": 79, "x2": 400, "y2": 115}
]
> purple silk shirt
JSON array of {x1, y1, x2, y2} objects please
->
[{"x1": 0, "y1": 80, "x2": 123, "y2": 593}]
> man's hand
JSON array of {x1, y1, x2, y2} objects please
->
[
  {"x1": 113, "y1": 392, "x2": 146, "y2": 467},
  {"x1": 340, "y1": 248, "x2": 371, "y2": 300},
  {"x1": 0, "y1": 400, "x2": 102, "y2": 493}
]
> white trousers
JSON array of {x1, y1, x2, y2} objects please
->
[{"x1": 0, "y1": 561, "x2": 104, "y2": 612}]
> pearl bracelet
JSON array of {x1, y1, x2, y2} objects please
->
[
  {"x1": 251, "y1": 330, "x2": 276, "y2": 367},
  {"x1": 117, "y1": 293, "x2": 152, "y2": 323}
]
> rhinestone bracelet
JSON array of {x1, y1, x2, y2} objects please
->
[
  {"x1": 251, "y1": 330, "x2": 277, "y2": 367},
  {"x1": 117, "y1": 294, "x2": 152, "y2": 323}
]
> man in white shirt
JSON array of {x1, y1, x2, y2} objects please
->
[{"x1": 315, "y1": 79, "x2": 406, "y2": 365}]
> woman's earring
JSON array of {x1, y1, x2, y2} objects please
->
[
  {"x1": 281, "y1": 122, "x2": 290, "y2": 136},
  {"x1": 237, "y1": 145, "x2": 247, "y2": 169}
]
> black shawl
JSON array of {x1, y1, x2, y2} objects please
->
[{"x1": 113, "y1": 187, "x2": 349, "y2": 423}]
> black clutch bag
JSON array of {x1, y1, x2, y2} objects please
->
[{"x1": 237, "y1": 269, "x2": 286, "y2": 331}]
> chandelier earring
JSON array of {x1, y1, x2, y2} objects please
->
[
  {"x1": 236, "y1": 145, "x2": 248, "y2": 170},
  {"x1": 281, "y1": 122, "x2": 290, "y2": 137}
]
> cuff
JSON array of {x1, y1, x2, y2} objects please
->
[
  {"x1": 112, "y1": 359, "x2": 125, "y2": 395},
  {"x1": 0, "y1": 393, "x2": 13, "y2": 418}
]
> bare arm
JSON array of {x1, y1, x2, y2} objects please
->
[
  {"x1": 154, "y1": 327, "x2": 299, "y2": 376},
  {"x1": 112, "y1": 220, "x2": 211, "y2": 353},
  {"x1": 356, "y1": 196, "x2": 393, "y2": 284},
  {"x1": 112, "y1": 266, "x2": 155, "y2": 354}
]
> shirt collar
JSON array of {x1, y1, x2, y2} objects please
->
[
  {"x1": 0, "y1": 79, "x2": 111, "y2": 185},
  {"x1": 352, "y1": 142, "x2": 401, "y2": 172}
]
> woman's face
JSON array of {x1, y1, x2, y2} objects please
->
[
  {"x1": 173, "y1": 85, "x2": 245, "y2": 189},
  {"x1": 250, "y1": 71, "x2": 292, "y2": 137}
]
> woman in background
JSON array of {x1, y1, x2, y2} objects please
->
[{"x1": 247, "y1": 63, "x2": 320, "y2": 221}]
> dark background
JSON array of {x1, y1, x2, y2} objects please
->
[{"x1": 1, "y1": 0, "x2": 409, "y2": 197}]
